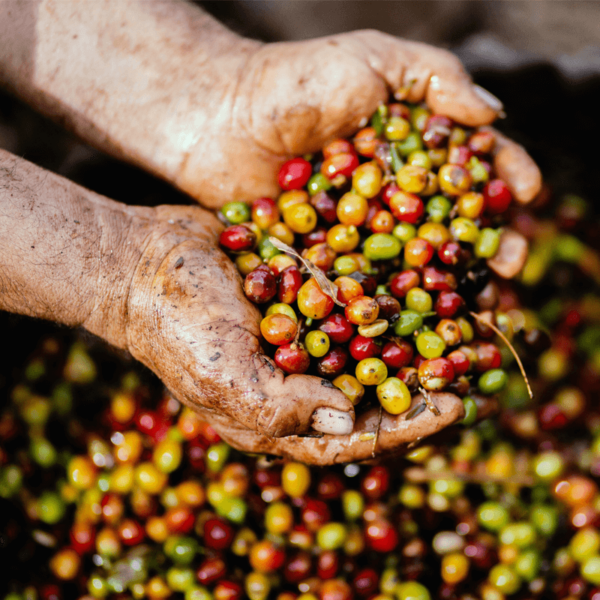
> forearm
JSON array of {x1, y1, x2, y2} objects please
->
[
  {"x1": 0, "y1": 148, "x2": 153, "y2": 349},
  {"x1": 0, "y1": 0, "x2": 258, "y2": 189}
]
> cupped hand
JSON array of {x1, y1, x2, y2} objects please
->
[
  {"x1": 119, "y1": 205, "x2": 498, "y2": 465},
  {"x1": 175, "y1": 31, "x2": 541, "y2": 211},
  {"x1": 124, "y1": 205, "x2": 355, "y2": 440}
]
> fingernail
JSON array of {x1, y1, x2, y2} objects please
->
[
  {"x1": 312, "y1": 408, "x2": 353, "y2": 435},
  {"x1": 474, "y1": 85, "x2": 504, "y2": 112}
]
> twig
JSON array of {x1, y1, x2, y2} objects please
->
[
  {"x1": 372, "y1": 405, "x2": 383, "y2": 458},
  {"x1": 419, "y1": 387, "x2": 441, "y2": 416},
  {"x1": 469, "y1": 311, "x2": 534, "y2": 400}
]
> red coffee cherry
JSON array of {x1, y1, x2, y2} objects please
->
[{"x1": 278, "y1": 157, "x2": 312, "y2": 190}]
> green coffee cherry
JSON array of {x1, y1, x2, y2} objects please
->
[
  {"x1": 478, "y1": 369, "x2": 508, "y2": 394},
  {"x1": 394, "y1": 310, "x2": 423, "y2": 337},
  {"x1": 221, "y1": 202, "x2": 250, "y2": 224},
  {"x1": 426, "y1": 195, "x2": 452, "y2": 223},
  {"x1": 475, "y1": 228, "x2": 501, "y2": 258},
  {"x1": 363, "y1": 234, "x2": 401, "y2": 260}
]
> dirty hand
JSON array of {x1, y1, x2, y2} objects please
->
[
  {"x1": 179, "y1": 32, "x2": 542, "y2": 213},
  {"x1": 122, "y1": 205, "x2": 499, "y2": 465},
  {"x1": 0, "y1": 151, "x2": 494, "y2": 465}
]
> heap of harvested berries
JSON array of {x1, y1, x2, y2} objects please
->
[
  {"x1": 219, "y1": 102, "x2": 517, "y2": 419},
  {"x1": 4, "y1": 193, "x2": 600, "y2": 600}
]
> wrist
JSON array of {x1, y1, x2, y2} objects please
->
[{"x1": 0, "y1": 0, "x2": 262, "y2": 207}]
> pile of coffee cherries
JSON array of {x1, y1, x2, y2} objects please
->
[{"x1": 218, "y1": 101, "x2": 515, "y2": 417}]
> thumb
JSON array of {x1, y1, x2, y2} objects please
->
[{"x1": 252, "y1": 354, "x2": 355, "y2": 437}]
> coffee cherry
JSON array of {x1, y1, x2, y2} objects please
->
[
  {"x1": 278, "y1": 158, "x2": 312, "y2": 190},
  {"x1": 374, "y1": 295, "x2": 401, "y2": 323},
  {"x1": 423, "y1": 114, "x2": 453, "y2": 148},
  {"x1": 252, "y1": 197, "x2": 280, "y2": 230},
  {"x1": 326, "y1": 224, "x2": 360, "y2": 253},
  {"x1": 334, "y1": 276, "x2": 364, "y2": 304},
  {"x1": 423, "y1": 266, "x2": 457, "y2": 292},
  {"x1": 337, "y1": 192, "x2": 369, "y2": 226},
  {"x1": 260, "y1": 314, "x2": 297, "y2": 346},
  {"x1": 438, "y1": 240, "x2": 463, "y2": 265},
  {"x1": 365, "y1": 519, "x2": 399, "y2": 552},
  {"x1": 317, "y1": 347, "x2": 349, "y2": 379},
  {"x1": 418, "y1": 358, "x2": 455, "y2": 391},
  {"x1": 220, "y1": 225, "x2": 256, "y2": 252},
  {"x1": 349, "y1": 335, "x2": 381, "y2": 361},
  {"x1": 370, "y1": 210, "x2": 395, "y2": 233},
  {"x1": 354, "y1": 127, "x2": 378, "y2": 157},
  {"x1": 389, "y1": 192, "x2": 424, "y2": 224},
  {"x1": 404, "y1": 237, "x2": 434, "y2": 267},
  {"x1": 319, "y1": 314, "x2": 355, "y2": 344},
  {"x1": 345, "y1": 296, "x2": 380, "y2": 326},
  {"x1": 376, "y1": 378, "x2": 411, "y2": 414},
  {"x1": 416, "y1": 331, "x2": 446, "y2": 359},
  {"x1": 321, "y1": 152, "x2": 360, "y2": 182},
  {"x1": 418, "y1": 222, "x2": 450, "y2": 249},
  {"x1": 333, "y1": 375, "x2": 365, "y2": 405},
  {"x1": 245, "y1": 267, "x2": 277, "y2": 304},
  {"x1": 363, "y1": 233, "x2": 402, "y2": 261},
  {"x1": 236, "y1": 252, "x2": 263, "y2": 276},
  {"x1": 396, "y1": 165, "x2": 428, "y2": 194},
  {"x1": 297, "y1": 278, "x2": 334, "y2": 320},
  {"x1": 448, "y1": 144, "x2": 473, "y2": 167},
  {"x1": 305, "y1": 330, "x2": 330, "y2": 358},
  {"x1": 390, "y1": 270, "x2": 420, "y2": 298},
  {"x1": 484, "y1": 179, "x2": 512, "y2": 214},
  {"x1": 381, "y1": 340, "x2": 413, "y2": 369},
  {"x1": 274, "y1": 343, "x2": 310, "y2": 374},
  {"x1": 447, "y1": 349, "x2": 470, "y2": 376},
  {"x1": 472, "y1": 341, "x2": 502, "y2": 372},
  {"x1": 278, "y1": 265, "x2": 303, "y2": 305},
  {"x1": 283, "y1": 203, "x2": 317, "y2": 234},
  {"x1": 435, "y1": 291, "x2": 464, "y2": 318},
  {"x1": 439, "y1": 164, "x2": 472, "y2": 196},
  {"x1": 356, "y1": 358, "x2": 388, "y2": 386},
  {"x1": 435, "y1": 319, "x2": 463, "y2": 346}
]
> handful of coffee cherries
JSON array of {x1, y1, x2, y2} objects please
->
[{"x1": 219, "y1": 101, "x2": 517, "y2": 422}]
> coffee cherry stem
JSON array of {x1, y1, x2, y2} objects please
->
[{"x1": 469, "y1": 311, "x2": 533, "y2": 400}]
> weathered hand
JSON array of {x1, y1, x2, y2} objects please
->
[
  {"x1": 122, "y1": 205, "x2": 356, "y2": 439},
  {"x1": 176, "y1": 31, "x2": 541, "y2": 211},
  {"x1": 117, "y1": 205, "x2": 497, "y2": 465}
]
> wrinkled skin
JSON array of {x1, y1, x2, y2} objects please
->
[
  {"x1": 181, "y1": 34, "x2": 541, "y2": 209},
  {"x1": 123, "y1": 206, "x2": 500, "y2": 465},
  {"x1": 0, "y1": 2, "x2": 542, "y2": 464}
]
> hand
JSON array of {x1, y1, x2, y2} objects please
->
[
  {"x1": 176, "y1": 31, "x2": 541, "y2": 211},
  {"x1": 115, "y1": 205, "x2": 498, "y2": 465}
]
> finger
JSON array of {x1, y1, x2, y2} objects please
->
[
  {"x1": 487, "y1": 228, "x2": 528, "y2": 279},
  {"x1": 252, "y1": 355, "x2": 355, "y2": 437},
  {"x1": 482, "y1": 126, "x2": 542, "y2": 204},
  {"x1": 352, "y1": 33, "x2": 499, "y2": 127}
]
